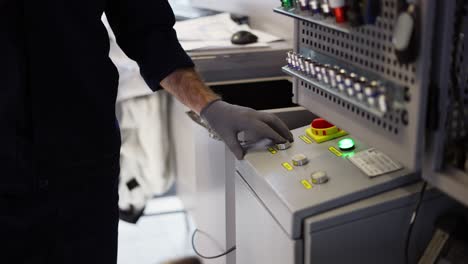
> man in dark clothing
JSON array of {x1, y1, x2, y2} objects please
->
[{"x1": 0, "y1": 1, "x2": 293, "y2": 263}]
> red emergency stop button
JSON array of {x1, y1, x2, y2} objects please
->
[
  {"x1": 310, "y1": 118, "x2": 340, "y2": 136},
  {"x1": 306, "y1": 118, "x2": 348, "y2": 143}
]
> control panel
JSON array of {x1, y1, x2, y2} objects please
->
[
  {"x1": 273, "y1": 0, "x2": 436, "y2": 172},
  {"x1": 237, "y1": 121, "x2": 416, "y2": 239}
]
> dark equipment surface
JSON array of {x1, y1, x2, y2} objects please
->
[
  {"x1": 231, "y1": 30, "x2": 259, "y2": 45},
  {"x1": 1, "y1": 0, "x2": 193, "y2": 262},
  {"x1": 210, "y1": 80, "x2": 295, "y2": 110}
]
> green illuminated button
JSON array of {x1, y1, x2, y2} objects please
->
[
  {"x1": 338, "y1": 138, "x2": 355, "y2": 151},
  {"x1": 282, "y1": 0, "x2": 293, "y2": 8}
]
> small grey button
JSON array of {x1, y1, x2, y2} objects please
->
[
  {"x1": 317, "y1": 73, "x2": 323, "y2": 82},
  {"x1": 292, "y1": 154, "x2": 309, "y2": 166},
  {"x1": 338, "y1": 83, "x2": 346, "y2": 92},
  {"x1": 276, "y1": 141, "x2": 292, "y2": 150},
  {"x1": 378, "y1": 94, "x2": 388, "y2": 113},
  {"x1": 311, "y1": 171, "x2": 329, "y2": 184},
  {"x1": 356, "y1": 93, "x2": 365, "y2": 101}
]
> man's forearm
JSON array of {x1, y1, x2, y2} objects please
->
[
  {"x1": 160, "y1": 68, "x2": 220, "y2": 114},
  {"x1": 161, "y1": 67, "x2": 293, "y2": 160}
]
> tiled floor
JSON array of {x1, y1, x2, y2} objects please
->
[{"x1": 118, "y1": 197, "x2": 196, "y2": 264}]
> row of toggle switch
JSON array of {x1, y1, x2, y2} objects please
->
[
  {"x1": 281, "y1": 0, "x2": 348, "y2": 24},
  {"x1": 287, "y1": 51, "x2": 389, "y2": 113},
  {"x1": 280, "y1": 0, "x2": 380, "y2": 26}
]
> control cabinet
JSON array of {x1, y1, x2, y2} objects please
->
[
  {"x1": 274, "y1": 0, "x2": 468, "y2": 206},
  {"x1": 235, "y1": 165, "x2": 458, "y2": 264},
  {"x1": 423, "y1": 0, "x2": 468, "y2": 206},
  {"x1": 237, "y1": 125, "x2": 415, "y2": 238},
  {"x1": 233, "y1": 1, "x2": 467, "y2": 263},
  {"x1": 275, "y1": 0, "x2": 436, "y2": 172},
  {"x1": 235, "y1": 127, "x2": 459, "y2": 264}
]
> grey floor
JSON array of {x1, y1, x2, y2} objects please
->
[{"x1": 118, "y1": 197, "x2": 196, "y2": 264}]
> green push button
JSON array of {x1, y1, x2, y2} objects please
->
[{"x1": 338, "y1": 138, "x2": 355, "y2": 151}]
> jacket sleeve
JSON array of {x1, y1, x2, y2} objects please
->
[{"x1": 105, "y1": 0, "x2": 194, "y2": 91}]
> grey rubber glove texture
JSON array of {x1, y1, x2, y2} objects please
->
[{"x1": 201, "y1": 100, "x2": 294, "y2": 160}]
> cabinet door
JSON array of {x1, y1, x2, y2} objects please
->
[{"x1": 235, "y1": 172, "x2": 302, "y2": 264}]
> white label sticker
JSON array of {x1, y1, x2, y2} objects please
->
[{"x1": 348, "y1": 148, "x2": 403, "y2": 177}]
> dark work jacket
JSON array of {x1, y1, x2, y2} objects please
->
[{"x1": 0, "y1": 0, "x2": 194, "y2": 194}]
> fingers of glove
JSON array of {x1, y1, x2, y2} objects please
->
[
  {"x1": 259, "y1": 113, "x2": 294, "y2": 142},
  {"x1": 248, "y1": 122, "x2": 287, "y2": 144},
  {"x1": 223, "y1": 132, "x2": 245, "y2": 160}
]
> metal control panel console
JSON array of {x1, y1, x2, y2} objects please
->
[
  {"x1": 236, "y1": 125, "x2": 417, "y2": 239},
  {"x1": 274, "y1": 0, "x2": 437, "y2": 172}
]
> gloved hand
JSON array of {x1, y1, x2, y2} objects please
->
[{"x1": 201, "y1": 99, "x2": 294, "y2": 160}]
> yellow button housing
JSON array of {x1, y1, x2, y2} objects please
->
[{"x1": 306, "y1": 127, "x2": 348, "y2": 143}]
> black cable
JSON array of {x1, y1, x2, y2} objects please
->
[
  {"x1": 191, "y1": 229, "x2": 236, "y2": 259},
  {"x1": 404, "y1": 181, "x2": 428, "y2": 264}
]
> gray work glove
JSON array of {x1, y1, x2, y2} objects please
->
[{"x1": 201, "y1": 100, "x2": 294, "y2": 160}]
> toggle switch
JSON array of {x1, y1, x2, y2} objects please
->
[
  {"x1": 309, "y1": 0, "x2": 321, "y2": 14},
  {"x1": 321, "y1": 0, "x2": 332, "y2": 17},
  {"x1": 329, "y1": 0, "x2": 346, "y2": 23},
  {"x1": 299, "y1": 0, "x2": 310, "y2": 10}
]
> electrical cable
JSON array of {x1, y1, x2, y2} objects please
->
[
  {"x1": 191, "y1": 229, "x2": 236, "y2": 259},
  {"x1": 404, "y1": 181, "x2": 428, "y2": 264}
]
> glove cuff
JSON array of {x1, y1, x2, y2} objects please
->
[{"x1": 200, "y1": 98, "x2": 223, "y2": 119}]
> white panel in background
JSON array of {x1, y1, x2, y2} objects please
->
[{"x1": 189, "y1": 0, "x2": 294, "y2": 41}]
